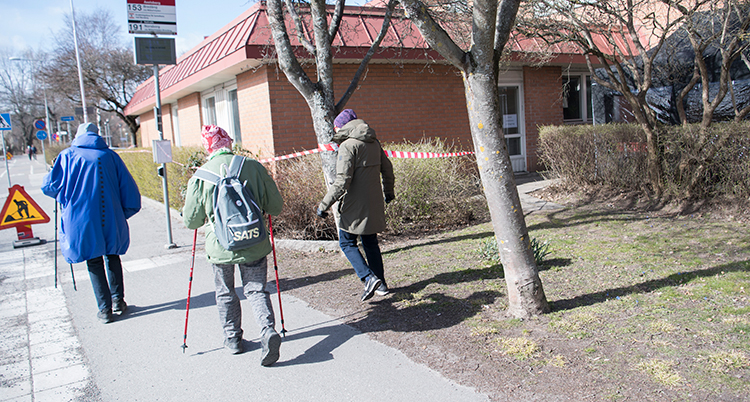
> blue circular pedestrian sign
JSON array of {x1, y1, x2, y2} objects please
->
[
  {"x1": 34, "y1": 119, "x2": 46, "y2": 130},
  {"x1": 36, "y1": 130, "x2": 47, "y2": 140}
]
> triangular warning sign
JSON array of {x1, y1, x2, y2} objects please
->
[
  {"x1": 0, "y1": 115, "x2": 10, "y2": 129},
  {"x1": 0, "y1": 185, "x2": 51, "y2": 230}
]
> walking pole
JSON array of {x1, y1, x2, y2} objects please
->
[
  {"x1": 55, "y1": 201, "x2": 76, "y2": 291},
  {"x1": 181, "y1": 229, "x2": 198, "y2": 353},
  {"x1": 54, "y1": 202, "x2": 58, "y2": 288},
  {"x1": 69, "y1": 263, "x2": 77, "y2": 291},
  {"x1": 268, "y1": 215, "x2": 287, "y2": 337}
]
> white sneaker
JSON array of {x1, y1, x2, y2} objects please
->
[{"x1": 375, "y1": 283, "x2": 389, "y2": 296}]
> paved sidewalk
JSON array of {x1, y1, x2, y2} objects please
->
[{"x1": 0, "y1": 160, "x2": 559, "y2": 402}]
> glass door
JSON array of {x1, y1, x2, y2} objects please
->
[{"x1": 498, "y1": 85, "x2": 526, "y2": 172}]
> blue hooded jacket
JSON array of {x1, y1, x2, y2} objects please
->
[{"x1": 42, "y1": 123, "x2": 141, "y2": 263}]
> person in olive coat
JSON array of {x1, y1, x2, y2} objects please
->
[{"x1": 317, "y1": 109, "x2": 395, "y2": 302}]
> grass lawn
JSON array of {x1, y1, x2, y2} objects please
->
[{"x1": 278, "y1": 197, "x2": 750, "y2": 401}]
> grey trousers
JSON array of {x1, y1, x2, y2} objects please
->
[{"x1": 212, "y1": 256, "x2": 275, "y2": 340}]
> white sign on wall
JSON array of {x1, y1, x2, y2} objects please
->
[{"x1": 503, "y1": 114, "x2": 518, "y2": 129}]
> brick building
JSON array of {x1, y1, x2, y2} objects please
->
[{"x1": 124, "y1": 2, "x2": 595, "y2": 172}]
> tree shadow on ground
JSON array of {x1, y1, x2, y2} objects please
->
[
  {"x1": 340, "y1": 264, "x2": 507, "y2": 334},
  {"x1": 550, "y1": 260, "x2": 749, "y2": 312},
  {"x1": 527, "y1": 207, "x2": 652, "y2": 232},
  {"x1": 277, "y1": 268, "x2": 351, "y2": 292},
  {"x1": 382, "y1": 231, "x2": 495, "y2": 255},
  {"x1": 538, "y1": 258, "x2": 573, "y2": 271},
  {"x1": 348, "y1": 290, "x2": 502, "y2": 334}
]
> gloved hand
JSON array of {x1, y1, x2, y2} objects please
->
[
  {"x1": 385, "y1": 194, "x2": 395, "y2": 204},
  {"x1": 316, "y1": 207, "x2": 329, "y2": 219}
]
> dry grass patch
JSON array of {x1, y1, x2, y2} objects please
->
[
  {"x1": 548, "y1": 310, "x2": 599, "y2": 338},
  {"x1": 635, "y1": 359, "x2": 683, "y2": 387},
  {"x1": 547, "y1": 354, "x2": 566, "y2": 368},
  {"x1": 470, "y1": 326, "x2": 500, "y2": 337},
  {"x1": 647, "y1": 319, "x2": 678, "y2": 334},
  {"x1": 705, "y1": 351, "x2": 749, "y2": 372},
  {"x1": 496, "y1": 337, "x2": 540, "y2": 360}
]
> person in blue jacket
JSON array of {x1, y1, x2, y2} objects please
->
[{"x1": 42, "y1": 123, "x2": 141, "y2": 324}]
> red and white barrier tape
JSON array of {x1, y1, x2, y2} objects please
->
[
  {"x1": 258, "y1": 144, "x2": 474, "y2": 164},
  {"x1": 383, "y1": 150, "x2": 474, "y2": 159},
  {"x1": 257, "y1": 143, "x2": 339, "y2": 164}
]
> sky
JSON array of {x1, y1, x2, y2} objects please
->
[{"x1": 1, "y1": 0, "x2": 261, "y2": 57}]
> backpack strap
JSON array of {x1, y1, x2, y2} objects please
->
[
  {"x1": 228, "y1": 155, "x2": 245, "y2": 177},
  {"x1": 193, "y1": 168, "x2": 221, "y2": 184}
]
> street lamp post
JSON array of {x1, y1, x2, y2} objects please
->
[{"x1": 70, "y1": 0, "x2": 88, "y2": 124}]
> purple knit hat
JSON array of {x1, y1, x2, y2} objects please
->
[{"x1": 333, "y1": 109, "x2": 357, "y2": 129}]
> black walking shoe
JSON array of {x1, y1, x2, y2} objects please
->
[
  {"x1": 375, "y1": 282, "x2": 389, "y2": 296},
  {"x1": 361, "y1": 275, "x2": 382, "y2": 302},
  {"x1": 97, "y1": 309, "x2": 113, "y2": 324},
  {"x1": 112, "y1": 298, "x2": 127, "y2": 315},
  {"x1": 224, "y1": 337, "x2": 244, "y2": 355},
  {"x1": 260, "y1": 327, "x2": 281, "y2": 366}
]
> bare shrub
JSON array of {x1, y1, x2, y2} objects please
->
[
  {"x1": 271, "y1": 154, "x2": 336, "y2": 240},
  {"x1": 661, "y1": 121, "x2": 750, "y2": 199},
  {"x1": 538, "y1": 124, "x2": 647, "y2": 190},
  {"x1": 269, "y1": 138, "x2": 485, "y2": 239},
  {"x1": 539, "y1": 121, "x2": 750, "y2": 203},
  {"x1": 384, "y1": 138, "x2": 486, "y2": 234}
]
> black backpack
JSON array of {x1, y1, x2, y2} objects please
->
[{"x1": 193, "y1": 155, "x2": 267, "y2": 251}]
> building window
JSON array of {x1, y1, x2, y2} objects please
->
[
  {"x1": 228, "y1": 89, "x2": 242, "y2": 146},
  {"x1": 203, "y1": 96, "x2": 217, "y2": 126},
  {"x1": 171, "y1": 103, "x2": 181, "y2": 147},
  {"x1": 201, "y1": 81, "x2": 239, "y2": 143},
  {"x1": 563, "y1": 74, "x2": 593, "y2": 122}
]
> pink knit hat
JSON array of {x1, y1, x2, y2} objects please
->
[{"x1": 201, "y1": 125, "x2": 232, "y2": 153}]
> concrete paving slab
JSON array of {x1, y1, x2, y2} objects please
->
[
  {"x1": 31, "y1": 349, "x2": 85, "y2": 374},
  {"x1": 32, "y1": 363, "x2": 90, "y2": 392},
  {"x1": 33, "y1": 380, "x2": 88, "y2": 402}
]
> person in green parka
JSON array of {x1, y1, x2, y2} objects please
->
[
  {"x1": 317, "y1": 109, "x2": 396, "y2": 302},
  {"x1": 183, "y1": 125, "x2": 283, "y2": 365}
]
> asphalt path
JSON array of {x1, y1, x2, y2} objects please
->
[{"x1": 0, "y1": 155, "x2": 493, "y2": 402}]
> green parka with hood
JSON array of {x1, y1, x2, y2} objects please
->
[{"x1": 318, "y1": 119, "x2": 395, "y2": 235}]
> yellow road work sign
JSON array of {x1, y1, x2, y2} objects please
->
[{"x1": 0, "y1": 185, "x2": 50, "y2": 230}]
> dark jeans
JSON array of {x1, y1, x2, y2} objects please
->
[
  {"x1": 338, "y1": 230, "x2": 385, "y2": 284},
  {"x1": 86, "y1": 255, "x2": 124, "y2": 312}
]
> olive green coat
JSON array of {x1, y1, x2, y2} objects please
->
[
  {"x1": 183, "y1": 150, "x2": 283, "y2": 264},
  {"x1": 318, "y1": 119, "x2": 395, "y2": 235}
]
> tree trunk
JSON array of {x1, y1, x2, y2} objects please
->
[
  {"x1": 306, "y1": 87, "x2": 338, "y2": 185},
  {"x1": 464, "y1": 69, "x2": 549, "y2": 318},
  {"x1": 621, "y1": 90, "x2": 662, "y2": 197}
]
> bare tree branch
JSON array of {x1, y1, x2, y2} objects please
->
[
  {"x1": 336, "y1": 0, "x2": 397, "y2": 111},
  {"x1": 284, "y1": 0, "x2": 317, "y2": 55}
]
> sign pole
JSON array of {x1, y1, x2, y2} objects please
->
[
  {"x1": 0, "y1": 113, "x2": 12, "y2": 187},
  {"x1": 1, "y1": 131, "x2": 10, "y2": 188},
  {"x1": 128, "y1": 0, "x2": 178, "y2": 249},
  {"x1": 153, "y1": 63, "x2": 176, "y2": 249}
]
